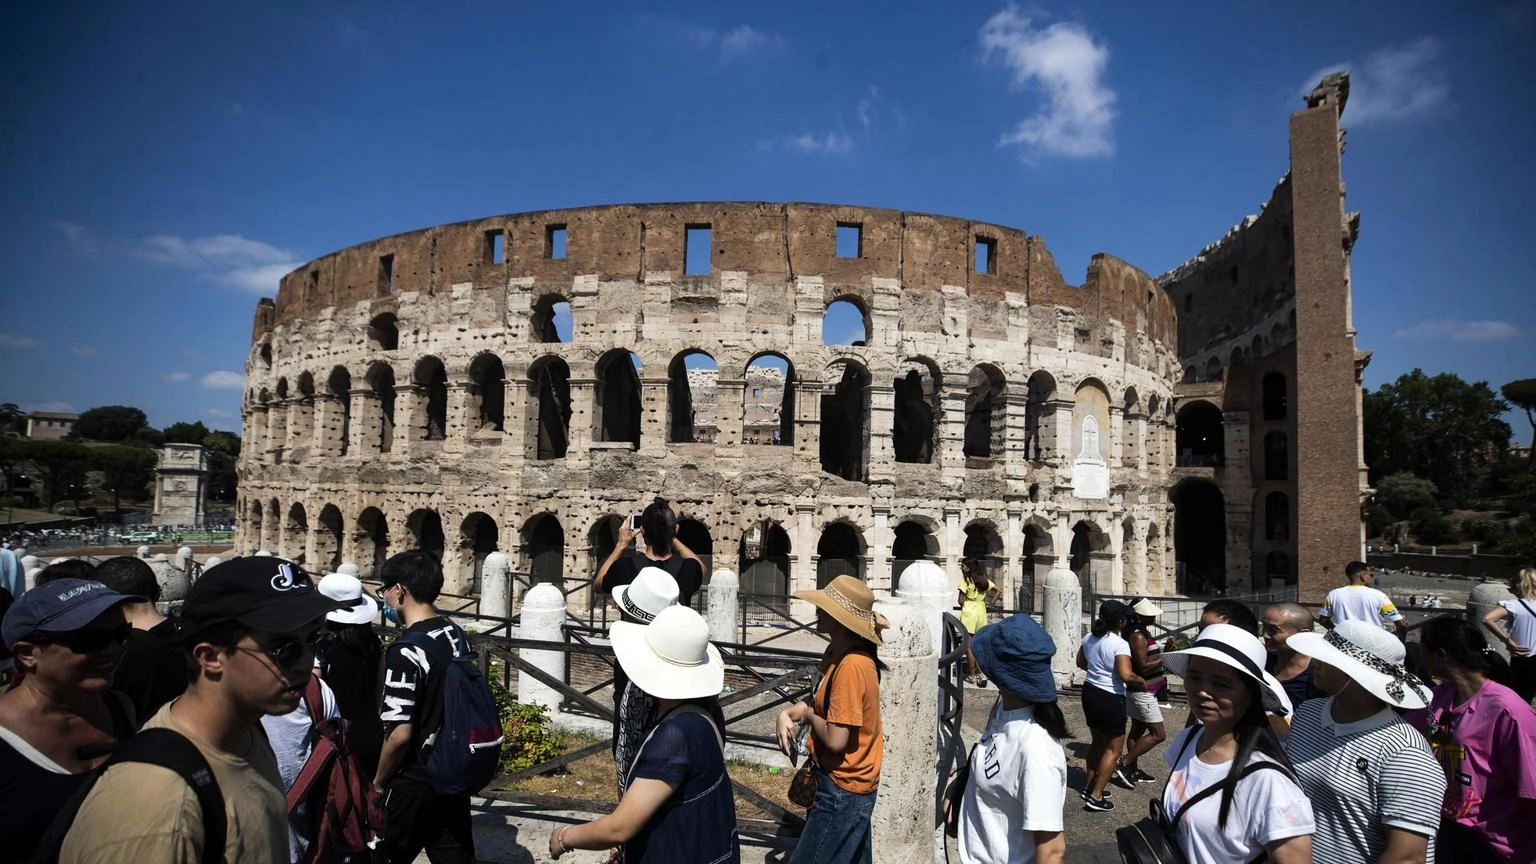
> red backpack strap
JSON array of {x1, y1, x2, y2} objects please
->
[{"x1": 286, "y1": 678, "x2": 338, "y2": 815}]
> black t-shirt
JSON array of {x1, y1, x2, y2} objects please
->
[
  {"x1": 604, "y1": 552, "x2": 704, "y2": 608},
  {"x1": 379, "y1": 616, "x2": 469, "y2": 788},
  {"x1": 113, "y1": 618, "x2": 188, "y2": 726},
  {"x1": 320, "y1": 630, "x2": 384, "y2": 778}
]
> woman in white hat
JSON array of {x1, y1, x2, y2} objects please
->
[
  {"x1": 775, "y1": 575, "x2": 887, "y2": 864},
  {"x1": 549, "y1": 606, "x2": 737, "y2": 864},
  {"x1": 1283, "y1": 621, "x2": 1441, "y2": 864},
  {"x1": 1113, "y1": 597, "x2": 1167, "y2": 790},
  {"x1": 611, "y1": 566, "x2": 680, "y2": 795},
  {"x1": 1161, "y1": 623, "x2": 1314, "y2": 864},
  {"x1": 316, "y1": 570, "x2": 384, "y2": 776}
]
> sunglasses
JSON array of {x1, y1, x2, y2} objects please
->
[
  {"x1": 32, "y1": 625, "x2": 134, "y2": 654},
  {"x1": 241, "y1": 631, "x2": 333, "y2": 669}
]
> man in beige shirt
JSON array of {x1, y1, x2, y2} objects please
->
[{"x1": 61, "y1": 556, "x2": 349, "y2": 863}]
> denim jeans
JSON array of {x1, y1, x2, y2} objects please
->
[{"x1": 787, "y1": 766, "x2": 878, "y2": 864}]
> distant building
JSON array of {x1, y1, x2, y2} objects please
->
[{"x1": 25, "y1": 411, "x2": 78, "y2": 441}]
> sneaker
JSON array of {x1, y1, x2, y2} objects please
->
[
  {"x1": 1132, "y1": 768, "x2": 1157, "y2": 784},
  {"x1": 1079, "y1": 787, "x2": 1112, "y2": 802},
  {"x1": 1110, "y1": 766, "x2": 1136, "y2": 790},
  {"x1": 976, "y1": 676, "x2": 989, "y2": 688},
  {"x1": 1082, "y1": 794, "x2": 1115, "y2": 812}
]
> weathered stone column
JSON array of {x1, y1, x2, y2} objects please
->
[
  {"x1": 869, "y1": 597, "x2": 937, "y2": 864},
  {"x1": 518, "y1": 583, "x2": 566, "y2": 713},
  {"x1": 706, "y1": 568, "x2": 738, "y2": 642},
  {"x1": 1467, "y1": 580, "x2": 1515, "y2": 660},
  {"x1": 480, "y1": 551, "x2": 511, "y2": 618},
  {"x1": 638, "y1": 376, "x2": 669, "y2": 458},
  {"x1": 894, "y1": 560, "x2": 949, "y2": 654}
]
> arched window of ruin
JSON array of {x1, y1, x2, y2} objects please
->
[
  {"x1": 1266, "y1": 550, "x2": 1294, "y2": 586},
  {"x1": 676, "y1": 519, "x2": 713, "y2": 581},
  {"x1": 739, "y1": 520, "x2": 791, "y2": 615},
  {"x1": 1025, "y1": 371, "x2": 1057, "y2": 461},
  {"x1": 317, "y1": 505, "x2": 344, "y2": 574},
  {"x1": 459, "y1": 512, "x2": 498, "y2": 594},
  {"x1": 297, "y1": 372, "x2": 315, "y2": 399},
  {"x1": 964, "y1": 364, "x2": 1006, "y2": 460},
  {"x1": 1269, "y1": 322, "x2": 1285, "y2": 349},
  {"x1": 531, "y1": 294, "x2": 572, "y2": 344},
  {"x1": 668, "y1": 350, "x2": 717, "y2": 444},
  {"x1": 1018, "y1": 521, "x2": 1051, "y2": 614},
  {"x1": 1250, "y1": 335, "x2": 1264, "y2": 359},
  {"x1": 327, "y1": 366, "x2": 352, "y2": 456},
  {"x1": 823, "y1": 297, "x2": 870, "y2": 347},
  {"x1": 816, "y1": 522, "x2": 865, "y2": 587},
  {"x1": 963, "y1": 522, "x2": 1004, "y2": 584},
  {"x1": 406, "y1": 509, "x2": 445, "y2": 562},
  {"x1": 364, "y1": 362, "x2": 396, "y2": 453},
  {"x1": 1171, "y1": 479, "x2": 1225, "y2": 593},
  {"x1": 1229, "y1": 347, "x2": 1245, "y2": 367},
  {"x1": 414, "y1": 357, "x2": 449, "y2": 440},
  {"x1": 1175, "y1": 402, "x2": 1223, "y2": 467},
  {"x1": 819, "y1": 360, "x2": 870, "y2": 481},
  {"x1": 467, "y1": 353, "x2": 506, "y2": 432},
  {"x1": 1069, "y1": 521, "x2": 1109, "y2": 597},
  {"x1": 892, "y1": 359, "x2": 940, "y2": 464},
  {"x1": 528, "y1": 356, "x2": 571, "y2": 460},
  {"x1": 259, "y1": 342, "x2": 272, "y2": 368},
  {"x1": 1204, "y1": 357, "x2": 1222, "y2": 381},
  {"x1": 1264, "y1": 431, "x2": 1288, "y2": 481},
  {"x1": 258, "y1": 387, "x2": 271, "y2": 408},
  {"x1": 744, "y1": 354, "x2": 794, "y2": 446},
  {"x1": 276, "y1": 378, "x2": 289, "y2": 400},
  {"x1": 367, "y1": 314, "x2": 399, "y2": 352},
  {"x1": 356, "y1": 506, "x2": 389, "y2": 578},
  {"x1": 594, "y1": 350, "x2": 642, "y2": 448},
  {"x1": 1263, "y1": 372, "x2": 1287, "y2": 421},
  {"x1": 522, "y1": 513, "x2": 565, "y2": 585},
  {"x1": 1265, "y1": 491, "x2": 1290, "y2": 541},
  {"x1": 284, "y1": 502, "x2": 307, "y2": 560},
  {"x1": 588, "y1": 516, "x2": 623, "y2": 581},
  {"x1": 890, "y1": 519, "x2": 938, "y2": 584}
]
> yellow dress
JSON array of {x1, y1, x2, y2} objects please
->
[{"x1": 960, "y1": 581, "x2": 989, "y2": 634}]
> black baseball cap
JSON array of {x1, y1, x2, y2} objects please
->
[{"x1": 182, "y1": 557, "x2": 349, "y2": 635}]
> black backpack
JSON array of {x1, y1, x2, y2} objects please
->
[
  {"x1": 33, "y1": 728, "x2": 225, "y2": 864},
  {"x1": 398, "y1": 630, "x2": 504, "y2": 796}
]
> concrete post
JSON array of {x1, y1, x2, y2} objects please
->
[
  {"x1": 21, "y1": 555, "x2": 40, "y2": 592},
  {"x1": 894, "y1": 560, "x2": 950, "y2": 655},
  {"x1": 869, "y1": 597, "x2": 937, "y2": 864},
  {"x1": 1467, "y1": 580, "x2": 1515, "y2": 661},
  {"x1": 158, "y1": 547, "x2": 193, "y2": 602},
  {"x1": 706, "y1": 568, "x2": 739, "y2": 642},
  {"x1": 136, "y1": 545, "x2": 151, "y2": 559},
  {"x1": 518, "y1": 583, "x2": 567, "y2": 713},
  {"x1": 203, "y1": 556, "x2": 221, "y2": 571},
  {"x1": 1044, "y1": 565, "x2": 1082, "y2": 686},
  {"x1": 480, "y1": 551, "x2": 511, "y2": 618}
]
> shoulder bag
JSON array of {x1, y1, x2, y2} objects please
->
[{"x1": 787, "y1": 659, "x2": 844, "y2": 809}]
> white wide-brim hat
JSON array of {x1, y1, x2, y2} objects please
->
[
  {"x1": 318, "y1": 572, "x2": 378, "y2": 625},
  {"x1": 1287, "y1": 621, "x2": 1431, "y2": 709},
  {"x1": 610, "y1": 605, "x2": 724, "y2": 700},
  {"x1": 1163, "y1": 623, "x2": 1287, "y2": 714},
  {"x1": 612, "y1": 566, "x2": 679, "y2": 624}
]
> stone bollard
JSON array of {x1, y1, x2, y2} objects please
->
[
  {"x1": 158, "y1": 547, "x2": 193, "y2": 602},
  {"x1": 480, "y1": 552, "x2": 511, "y2": 618},
  {"x1": 136, "y1": 545, "x2": 150, "y2": 559},
  {"x1": 706, "y1": 568, "x2": 739, "y2": 642},
  {"x1": 518, "y1": 583, "x2": 567, "y2": 714},
  {"x1": 255, "y1": 549, "x2": 273, "y2": 557},
  {"x1": 337, "y1": 561, "x2": 359, "y2": 577},
  {"x1": 203, "y1": 556, "x2": 221, "y2": 570},
  {"x1": 895, "y1": 561, "x2": 951, "y2": 655},
  {"x1": 1467, "y1": 580, "x2": 1516, "y2": 661},
  {"x1": 869, "y1": 597, "x2": 938, "y2": 864},
  {"x1": 1043, "y1": 566, "x2": 1082, "y2": 686},
  {"x1": 21, "y1": 555, "x2": 41, "y2": 592}
]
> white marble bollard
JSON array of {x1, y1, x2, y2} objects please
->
[
  {"x1": 255, "y1": 549, "x2": 273, "y2": 557},
  {"x1": 518, "y1": 583, "x2": 567, "y2": 714},
  {"x1": 869, "y1": 597, "x2": 938, "y2": 864},
  {"x1": 706, "y1": 568, "x2": 739, "y2": 642},
  {"x1": 337, "y1": 561, "x2": 359, "y2": 577},
  {"x1": 480, "y1": 552, "x2": 511, "y2": 618},
  {"x1": 202, "y1": 556, "x2": 221, "y2": 570},
  {"x1": 136, "y1": 545, "x2": 150, "y2": 559},
  {"x1": 895, "y1": 560, "x2": 950, "y2": 655},
  {"x1": 21, "y1": 555, "x2": 41, "y2": 592},
  {"x1": 1468, "y1": 580, "x2": 1515, "y2": 661},
  {"x1": 1043, "y1": 566, "x2": 1083, "y2": 686},
  {"x1": 158, "y1": 547, "x2": 194, "y2": 601}
]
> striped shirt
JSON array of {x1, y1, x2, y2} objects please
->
[{"x1": 1285, "y1": 697, "x2": 1444, "y2": 864}]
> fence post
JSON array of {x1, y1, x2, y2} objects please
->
[
  {"x1": 1044, "y1": 565, "x2": 1082, "y2": 686},
  {"x1": 518, "y1": 583, "x2": 567, "y2": 714},
  {"x1": 480, "y1": 551, "x2": 511, "y2": 618},
  {"x1": 706, "y1": 568, "x2": 738, "y2": 642},
  {"x1": 156, "y1": 546, "x2": 192, "y2": 602},
  {"x1": 869, "y1": 597, "x2": 937, "y2": 864},
  {"x1": 21, "y1": 555, "x2": 40, "y2": 592},
  {"x1": 895, "y1": 560, "x2": 949, "y2": 654}
]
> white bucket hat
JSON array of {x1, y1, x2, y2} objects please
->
[
  {"x1": 1163, "y1": 623, "x2": 1287, "y2": 714},
  {"x1": 1286, "y1": 620, "x2": 1431, "y2": 709},
  {"x1": 318, "y1": 572, "x2": 378, "y2": 625},
  {"x1": 610, "y1": 606, "x2": 724, "y2": 700},
  {"x1": 612, "y1": 566, "x2": 680, "y2": 624}
]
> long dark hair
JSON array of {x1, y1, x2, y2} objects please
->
[
  {"x1": 1091, "y1": 610, "x2": 1125, "y2": 639},
  {"x1": 961, "y1": 557, "x2": 990, "y2": 592},
  {"x1": 640, "y1": 497, "x2": 676, "y2": 557},
  {"x1": 1029, "y1": 700, "x2": 1071, "y2": 741},
  {"x1": 1419, "y1": 615, "x2": 1511, "y2": 685},
  {"x1": 1214, "y1": 675, "x2": 1296, "y2": 829}
]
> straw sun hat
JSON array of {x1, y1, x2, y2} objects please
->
[
  {"x1": 610, "y1": 605, "x2": 724, "y2": 700},
  {"x1": 1286, "y1": 620, "x2": 1431, "y2": 709},
  {"x1": 795, "y1": 574, "x2": 888, "y2": 645}
]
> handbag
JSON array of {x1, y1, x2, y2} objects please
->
[{"x1": 786, "y1": 658, "x2": 844, "y2": 809}]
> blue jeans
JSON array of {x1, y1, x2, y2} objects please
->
[{"x1": 787, "y1": 766, "x2": 877, "y2": 864}]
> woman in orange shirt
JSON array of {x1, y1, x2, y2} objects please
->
[{"x1": 776, "y1": 575, "x2": 886, "y2": 864}]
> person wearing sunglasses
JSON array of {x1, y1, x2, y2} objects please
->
[
  {"x1": 56, "y1": 556, "x2": 350, "y2": 864},
  {"x1": 0, "y1": 578, "x2": 141, "y2": 863}
]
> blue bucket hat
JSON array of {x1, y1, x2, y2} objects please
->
[
  {"x1": 2, "y1": 578, "x2": 143, "y2": 647},
  {"x1": 971, "y1": 615, "x2": 1058, "y2": 704}
]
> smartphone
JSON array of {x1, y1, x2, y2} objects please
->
[{"x1": 627, "y1": 513, "x2": 640, "y2": 532}]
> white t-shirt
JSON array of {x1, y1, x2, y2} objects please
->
[
  {"x1": 959, "y1": 703, "x2": 1067, "y2": 864},
  {"x1": 1082, "y1": 632, "x2": 1130, "y2": 695},
  {"x1": 1499, "y1": 598, "x2": 1536, "y2": 657},
  {"x1": 1322, "y1": 585, "x2": 1403, "y2": 628},
  {"x1": 260, "y1": 677, "x2": 340, "y2": 864},
  {"x1": 1162, "y1": 727, "x2": 1314, "y2": 864}
]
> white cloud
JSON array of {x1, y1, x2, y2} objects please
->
[
  {"x1": 68, "y1": 343, "x2": 99, "y2": 358},
  {"x1": 1304, "y1": 37, "x2": 1449, "y2": 125},
  {"x1": 201, "y1": 370, "x2": 245, "y2": 390},
  {"x1": 0, "y1": 333, "x2": 41, "y2": 349},
  {"x1": 980, "y1": 7, "x2": 1116, "y2": 160},
  {"x1": 1392, "y1": 319, "x2": 1522, "y2": 342},
  {"x1": 54, "y1": 223, "x2": 302, "y2": 295},
  {"x1": 685, "y1": 22, "x2": 782, "y2": 60},
  {"x1": 161, "y1": 371, "x2": 192, "y2": 383},
  {"x1": 758, "y1": 131, "x2": 855, "y2": 154}
]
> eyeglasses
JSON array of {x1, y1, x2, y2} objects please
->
[
  {"x1": 374, "y1": 584, "x2": 397, "y2": 604},
  {"x1": 240, "y1": 631, "x2": 333, "y2": 669},
  {"x1": 31, "y1": 625, "x2": 133, "y2": 654}
]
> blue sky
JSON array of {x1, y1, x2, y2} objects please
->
[{"x1": 2, "y1": 1, "x2": 1532, "y2": 434}]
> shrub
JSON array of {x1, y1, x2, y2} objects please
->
[
  {"x1": 1410, "y1": 507, "x2": 1460, "y2": 546},
  {"x1": 1376, "y1": 472, "x2": 1440, "y2": 519},
  {"x1": 1461, "y1": 519, "x2": 1499, "y2": 544},
  {"x1": 1364, "y1": 502, "x2": 1395, "y2": 539},
  {"x1": 500, "y1": 701, "x2": 568, "y2": 775}
]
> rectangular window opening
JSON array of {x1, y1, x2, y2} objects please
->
[
  {"x1": 1229, "y1": 265, "x2": 1240, "y2": 285},
  {"x1": 308, "y1": 269, "x2": 319, "y2": 300},
  {"x1": 377, "y1": 257, "x2": 393, "y2": 294},
  {"x1": 836, "y1": 223, "x2": 862, "y2": 259},
  {"x1": 684, "y1": 224, "x2": 712, "y2": 276},
  {"x1": 975, "y1": 237, "x2": 998, "y2": 275},
  {"x1": 486, "y1": 230, "x2": 506, "y2": 264},
  {"x1": 1184, "y1": 293, "x2": 1193, "y2": 312},
  {"x1": 546, "y1": 225, "x2": 567, "y2": 260}
]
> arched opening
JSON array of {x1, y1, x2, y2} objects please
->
[
  {"x1": 414, "y1": 357, "x2": 449, "y2": 440},
  {"x1": 327, "y1": 366, "x2": 351, "y2": 456},
  {"x1": 823, "y1": 297, "x2": 870, "y2": 346},
  {"x1": 531, "y1": 294, "x2": 572, "y2": 344},
  {"x1": 587, "y1": 516, "x2": 623, "y2": 579},
  {"x1": 284, "y1": 503, "x2": 307, "y2": 562},
  {"x1": 1265, "y1": 551, "x2": 1294, "y2": 587},
  {"x1": 962, "y1": 522, "x2": 1003, "y2": 586},
  {"x1": 406, "y1": 508, "x2": 445, "y2": 561},
  {"x1": 676, "y1": 519, "x2": 713, "y2": 575},
  {"x1": 528, "y1": 356, "x2": 572, "y2": 460},
  {"x1": 1025, "y1": 372, "x2": 1057, "y2": 461},
  {"x1": 891, "y1": 519, "x2": 939, "y2": 584},
  {"x1": 1171, "y1": 479, "x2": 1226, "y2": 593},
  {"x1": 1069, "y1": 521, "x2": 1110, "y2": 598},
  {"x1": 317, "y1": 505, "x2": 344, "y2": 574},
  {"x1": 1019, "y1": 521, "x2": 1052, "y2": 613},
  {"x1": 594, "y1": 350, "x2": 641, "y2": 448},
  {"x1": 258, "y1": 342, "x2": 272, "y2": 368},
  {"x1": 744, "y1": 354, "x2": 794, "y2": 446},
  {"x1": 364, "y1": 362, "x2": 396, "y2": 453},
  {"x1": 739, "y1": 521, "x2": 791, "y2": 614},
  {"x1": 356, "y1": 507, "x2": 389, "y2": 578},
  {"x1": 1263, "y1": 372, "x2": 1287, "y2": 421},
  {"x1": 366, "y1": 314, "x2": 399, "y2": 352},
  {"x1": 1175, "y1": 402, "x2": 1223, "y2": 467},
  {"x1": 1265, "y1": 491, "x2": 1290, "y2": 541},
  {"x1": 1204, "y1": 357, "x2": 1222, "y2": 382},
  {"x1": 819, "y1": 360, "x2": 870, "y2": 481},
  {"x1": 1250, "y1": 335, "x2": 1264, "y2": 359},
  {"x1": 522, "y1": 513, "x2": 565, "y2": 585},
  {"x1": 963, "y1": 364, "x2": 1006, "y2": 459},
  {"x1": 459, "y1": 512, "x2": 499, "y2": 594},
  {"x1": 468, "y1": 354, "x2": 506, "y2": 432},
  {"x1": 668, "y1": 350, "x2": 718, "y2": 444},
  {"x1": 1264, "y1": 431, "x2": 1288, "y2": 481},
  {"x1": 816, "y1": 522, "x2": 865, "y2": 588},
  {"x1": 1229, "y1": 347, "x2": 1245, "y2": 367},
  {"x1": 248, "y1": 500, "x2": 264, "y2": 552},
  {"x1": 892, "y1": 360, "x2": 940, "y2": 464}
]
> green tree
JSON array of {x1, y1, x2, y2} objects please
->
[
  {"x1": 92, "y1": 445, "x2": 157, "y2": 516},
  {"x1": 162, "y1": 421, "x2": 212, "y2": 445},
  {"x1": 1364, "y1": 370, "x2": 1512, "y2": 506},
  {"x1": 0, "y1": 403, "x2": 24, "y2": 438},
  {"x1": 1374, "y1": 472, "x2": 1439, "y2": 519},
  {"x1": 20, "y1": 440, "x2": 93, "y2": 507},
  {"x1": 70, "y1": 405, "x2": 151, "y2": 443},
  {"x1": 1502, "y1": 378, "x2": 1536, "y2": 470},
  {"x1": 203, "y1": 430, "x2": 241, "y2": 502}
]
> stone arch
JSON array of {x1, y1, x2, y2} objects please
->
[
  {"x1": 459, "y1": 512, "x2": 499, "y2": 594},
  {"x1": 668, "y1": 349, "x2": 718, "y2": 444},
  {"x1": 892, "y1": 358, "x2": 940, "y2": 464},
  {"x1": 276, "y1": 377, "x2": 289, "y2": 400},
  {"x1": 356, "y1": 506, "x2": 389, "y2": 578},
  {"x1": 527, "y1": 355, "x2": 571, "y2": 460},
  {"x1": 413, "y1": 356, "x2": 449, "y2": 441},
  {"x1": 1025, "y1": 371, "x2": 1057, "y2": 461},
  {"x1": 531, "y1": 294, "x2": 571, "y2": 344},
  {"x1": 744, "y1": 353, "x2": 794, "y2": 446},
  {"x1": 1265, "y1": 550, "x2": 1294, "y2": 587},
  {"x1": 587, "y1": 515, "x2": 623, "y2": 579},
  {"x1": 1229, "y1": 346, "x2": 1245, "y2": 367},
  {"x1": 1069, "y1": 519, "x2": 1111, "y2": 597},
  {"x1": 284, "y1": 502, "x2": 307, "y2": 562},
  {"x1": 676, "y1": 518, "x2": 713, "y2": 575},
  {"x1": 1171, "y1": 478, "x2": 1225, "y2": 593},
  {"x1": 367, "y1": 313, "x2": 399, "y2": 351},
  {"x1": 521, "y1": 513, "x2": 565, "y2": 585},
  {"x1": 1019, "y1": 519, "x2": 1053, "y2": 613},
  {"x1": 891, "y1": 518, "x2": 939, "y2": 584},
  {"x1": 1263, "y1": 372, "x2": 1287, "y2": 421},
  {"x1": 962, "y1": 521, "x2": 1004, "y2": 585},
  {"x1": 739, "y1": 520, "x2": 791, "y2": 613},
  {"x1": 258, "y1": 341, "x2": 272, "y2": 368},
  {"x1": 327, "y1": 366, "x2": 352, "y2": 456},
  {"x1": 1175, "y1": 401, "x2": 1223, "y2": 467},
  {"x1": 1250, "y1": 334, "x2": 1263, "y2": 359},
  {"x1": 467, "y1": 353, "x2": 506, "y2": 432},
  {"x1": 316, "y1": 504, "x2": 344, "y2": 574},
  {"x1": 963, "y1": 364, "x2": 1007, "y2": 459},
  {"x1": 405, "y1": 508, "x2": 446, "y2": 561},
  {"x1": 364, "y1": 361, "x2": 396, "y2": 453},
  {"x1": 594, "y1": 349, "x2": 641, "y2": 448},
  {"x1": 820, "y1": 359, "x2": 870, "y2": 481},
  {"x1": 823, "y1": 296, "x2": 871, "y2": 346},
  {"x1": 297, "y1": 371, "x2": 315, "y2": 398},
  {"x1": 1265, "y1": 491, "x2": 1290, "y2": 541},
  {"x1": 1204, "y1": 357, "x2": 1222, "y2": 381},
  {"x1": 816, "y1": 521, "x2": 865, "y2": 588}
]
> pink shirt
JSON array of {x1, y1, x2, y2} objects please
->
[{"x1": 1407, "y1": 680, "x2": 1536, "y2": 861}]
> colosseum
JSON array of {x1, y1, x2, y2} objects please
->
[{"x1": 236, "y1": 74, "x2": 1367, "y2": 609}]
